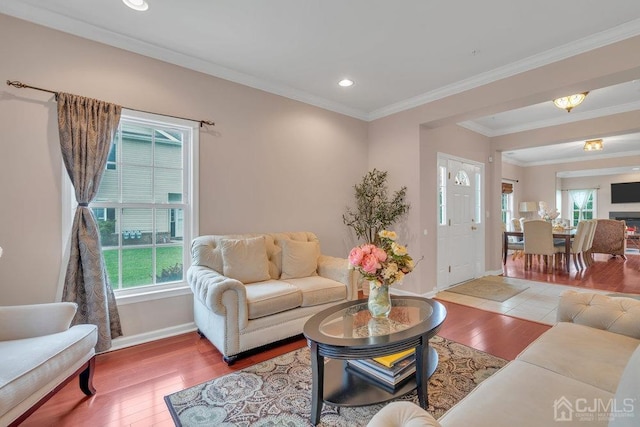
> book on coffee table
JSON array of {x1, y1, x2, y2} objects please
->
[{"x1": 346, "y1": 355, "x2": 416, "y2": 392}]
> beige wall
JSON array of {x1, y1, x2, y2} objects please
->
[
  {"x1": 2, "y1": 12, "x2": 640, "y2": 340},
  {"x1": 0, "y1": 15, "x2": 368, "y2": 338},
  {"x1": 368, "y1": 35, "x2": 640, "y2": 295},
  {"x1": 560, "y1": 172, "x2": 640, "y2": 220},
  {"x1": 515, "y1": 156, "x2": 640, "y2": 217}
]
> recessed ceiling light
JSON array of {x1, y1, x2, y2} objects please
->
[
  {"x1": 338, "y1": 79, "x2": 354, "y2": 87},
  {"x1": 123, "y1": 0, "x2": 149, "y2": 11}
]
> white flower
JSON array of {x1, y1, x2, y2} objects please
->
[
  {"x1": 382, "y1": 262, "x2": 398, "y2": 279},
  {"x1": 379, "y1": 230, "x2": 397, "y2": 240},
  {"x1": 391, "y1": 242, "x2": 407, "y2": 256}
]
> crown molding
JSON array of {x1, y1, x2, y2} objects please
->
[
  {"x1": 505, "y1": 149, "x2": 640, "y2": 168},
  {"x1": 367, "y1": 18, "x2": 640, "y2": 121},
  {"x1": 2, "y1": 1, "x2": 640, "y2": 123},
  {"x1": 0, "y1": 1, "x2": 370, "y2": 121},
  {"x1": 467, "y1": 100, "x2": 640, "y2": 137},
  {"x1": 457, "y1": 121, "x2": 495, "y2": 137}
]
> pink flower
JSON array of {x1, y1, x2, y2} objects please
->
[
  {"x1": 361, "y1": 244, "x2": 376, "y2": 255},
  {"x1": 373, "y1": 247, "x2": 387, "y2": 262},
  {"x1": 361, "y1": 254, "x2": 381, "y2": 274},
  {"x1": 348, "y1": 247, "x2": 364, "y2": 266}
]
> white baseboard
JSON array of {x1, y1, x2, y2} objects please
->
[{"x1": 105, "y1": 322, "x2": 197, "y2": 353}]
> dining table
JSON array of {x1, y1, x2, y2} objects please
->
[{"x1": 503, "y1": 228, "x2": 576, "y2": 272}]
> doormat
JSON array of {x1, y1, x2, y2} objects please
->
[{"x1": 446, "y1": 276, "x2": 529, "y2": 302}]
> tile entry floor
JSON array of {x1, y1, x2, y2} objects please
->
[{"x1": 436, "y1": 278, "x2": 614, "y2": 325}]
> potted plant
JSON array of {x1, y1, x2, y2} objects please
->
[{"x1": 342, "y1": 169, "x2": 410, "y2": 244}]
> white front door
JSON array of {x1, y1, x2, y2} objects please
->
[{"x1": 437, "y1": 154, "x2": 484, "y2": 289}]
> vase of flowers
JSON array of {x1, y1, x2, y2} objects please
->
[{"x1": 348, "y1": 230, "x2": 415, "y2": 318}]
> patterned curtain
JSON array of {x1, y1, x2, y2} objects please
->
[{"x1": 58, "y1": 93, "x2": 123, "y2": 352}]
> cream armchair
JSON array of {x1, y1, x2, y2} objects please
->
[{"x1": 0, "y1": 302, "x2": 98, "y2": 426}]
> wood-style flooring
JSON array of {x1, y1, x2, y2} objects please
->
[
  {"x1": 21, "y1": 257, "x2": 638, "y2": 426},
  {"x1": 503, "y1": 252, "x2": 640, "y2": 294}
]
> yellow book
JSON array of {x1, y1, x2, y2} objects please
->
[{"x1": 373, "y1": 348, "x2": 415, "y2": 368}]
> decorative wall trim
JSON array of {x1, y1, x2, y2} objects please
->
[
  {"x1": 1, "y1": 1, "x2": 639, "y2": 122},
  {"x1": 107, "y1": 322, "x2": 197, "y2": 352}
]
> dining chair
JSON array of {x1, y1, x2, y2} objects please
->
[
  {"x1": 582, "y1": 219, "x2": 597, "y2": 266},
  {"x1": 503, "y1": 222, "x2": 524, "y2": 260},
  {"x1": 569, "y1": 221, "x2": 588, "y2": 270},
  {"x1": 523, "y1": 220, "x2": 565, "y2": 272}
]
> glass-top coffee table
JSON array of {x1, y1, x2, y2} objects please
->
[{"x1": 303, "y1": 296, "x2": 447, "y2": 425}]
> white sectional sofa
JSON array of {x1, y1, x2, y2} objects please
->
[
  {"x1": 368, "y1": 290, "x2": 640, "y2": 427},
  {"x1": 188, "y1": 232, "x2": 359, "y2": 364},
  {"x1": 0, "y1": 302, "x2": 98, "y2": 427}
]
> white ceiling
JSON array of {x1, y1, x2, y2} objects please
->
[{"x1": 2, "y1": 0, "x2": 640, "y2": 164}]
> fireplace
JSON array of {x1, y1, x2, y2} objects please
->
[{"x1": 609, "y1": 211, "x2": 640, "y2": 230}]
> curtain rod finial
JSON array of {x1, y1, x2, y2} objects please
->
[{"x1": 6, "y1": 80, "x2": 25, "y2": 89}]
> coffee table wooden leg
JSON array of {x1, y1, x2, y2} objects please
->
[
  {"x1": 415, "y1": 341, "x2": 428, "y2": 408},
  {"x1": 310, "y1": 342, "x2": 324, "y2": 425}
]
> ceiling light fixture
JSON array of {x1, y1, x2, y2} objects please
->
[
  {"x1": 583, "y1": 139, "x2": 603, "y2": 151},
  {"x1": 123, "y1": 0, "x2": 149, "y2": 11},
  {"x1": 338, "y1": 79, "x2": 354, "y2": 87},
  {"x1": 553, "y1": 92, "x2": 588, "y2": 112}
]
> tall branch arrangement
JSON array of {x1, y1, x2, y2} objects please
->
[{"x1": 343, "y1": 169, "x2": 410, "y2": 244}]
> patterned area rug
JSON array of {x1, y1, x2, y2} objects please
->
[
  {"x1": 164, "y1": 336, "x2": 507, "y2": 426},
  {"x1": 446, "y1": 276, "x2": 529, "y2": 302}
]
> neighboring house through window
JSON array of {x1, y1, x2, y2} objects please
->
[{"x1": 63, "y1": 110, "x2": 199, "y2": 300}]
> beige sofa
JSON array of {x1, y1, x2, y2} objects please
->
[
  {"x1": 368, "y1": 290, "x2": 640, "y2": 427},
  {"x1": 0, "y1": 302, "x2": 98, "y2": 427},
  {"x1": 188, "y1": 232, "x2": 359, "y2": 364}
]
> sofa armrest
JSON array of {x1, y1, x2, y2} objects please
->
[
  {"x1": 557, "y1": 290, "x2": 640, "y2": 339},
  {"x1": 317, "y1": 255, "x2": 359, "y2": 300},
  {"x1": 0, "y1": 302, "x2": 77, "y2": 341},
  {"x1": 367, "y1": 401, "x2": 441, "y2": 427},
  {"x1": 187, "y1": 265, "x2": 250, "y2": 329}
]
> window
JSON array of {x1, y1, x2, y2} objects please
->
[
  {"x1": 501, "y1": 182, "x2": 514, "y2": 227},
  {"x1": 63, "y1": 110, "x2": 199, "y2": 299},
  {"x1": 454, "y1": 170, "x2": 470, "y2": 186},
  {"x1": 568, "y1": 189, "x2": 596, "y2": 225},
  {"x1": 438, "y1": 166, "x2": 447, "y2": 225}
]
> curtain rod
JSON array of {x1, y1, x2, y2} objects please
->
[
  {"x1": 6, "y1": 80, "x2": 215, "y2": 128},
  {"x1": 560, "y1": 186, "x2": 600, "y2": 192},
  {"x1": 503, "y1": 178, "x2": 519, "y2": 183}
]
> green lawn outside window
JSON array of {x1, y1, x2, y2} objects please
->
[{"x1": 103, "y1": 246, "x2": 183, "y2": 288}]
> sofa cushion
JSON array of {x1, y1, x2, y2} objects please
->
[
  {"x1": 280, "y1": 239, "x2": 320, "y2": 280},
  {"x1": 283, "y1": 276, "x2": 346, "y2": 307},
  {"x1": 220, "y1": 237, "x2": 271, "y2": 284},
  {"x1": 245, "y1": 280, "x2": 302, "y2": 319},
  {"x1": 368, "y1": 401, "x2": 441, "y2": 427},
  {"x1": 439, "y1": 360, "x2": 614, "y2": 427},
  {"x1": 0, "y1": 324, "x2": 97, "y2": 419},
  {"x1": 609, "y1": 344, "x2": 640, "y2": 427},
  {"x1": 517, "y1": 322, "x2": 640, "y2": 393}
]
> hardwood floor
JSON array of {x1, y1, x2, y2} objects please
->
[
  {"x1": 21, "y1": 257, "x2": 638, "y2": 426},
  {"x1": 503, "y1": 252, "x2": 640, "y2": 294},
  {"x1": 20, "y1": 301, "x2": 549, "y2": 427}
]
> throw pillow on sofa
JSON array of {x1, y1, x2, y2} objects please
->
[
  {"x1": 280, "y1": 240, "x2": 320, "y2": 280},
  {"x1": 220, "y1": 236, "x2": 271, "y2": 284}
]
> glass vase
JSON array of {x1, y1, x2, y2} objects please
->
[{"x1": 368, "y1": 280, "x2": 392, "y2": 318}]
